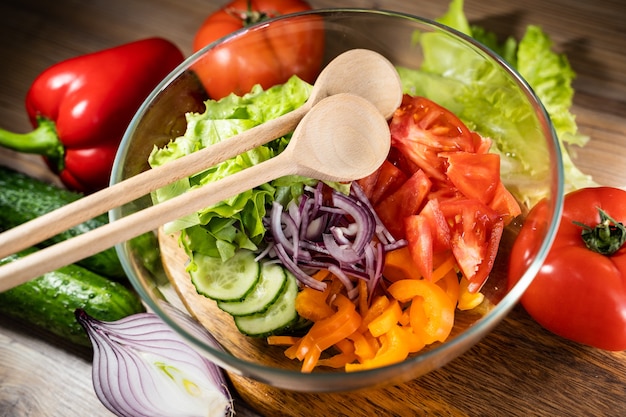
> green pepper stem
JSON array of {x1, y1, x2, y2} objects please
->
[
  {"x1": 574, "y1": 207, "x2": 626, "y2": 256},
  {"x1": 0, "y1": 117, "x2": 64, "y2": 171}
]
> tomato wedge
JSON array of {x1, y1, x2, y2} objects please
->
[
  {"x1": 356, "y1": 160, "x2": 408, "y2": 206},
  {"x1": 375, "y1": 168, "x2": 432, "y2": 239},
  {"x1": 444, "y1": 151, "x2": 500, "y2": 205},
  {"x1": 440, "y1": 198, "x2": 504, "y2": 291},
  {"x1": 390, "y1": 95, "x2": 475, "y2": 182},
  {"x1": 404, "y1": 214, "x2": 434, "y2": 281}
]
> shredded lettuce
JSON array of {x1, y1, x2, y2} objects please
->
[
  {"x1": 398, "y1": 0, "x2": 595, "y2": 204},
  {"x1": 149, "y1": 76, "x2": 318, "y2": 261}
]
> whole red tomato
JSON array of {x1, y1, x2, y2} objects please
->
[
  {"x1": 509, "y1": 187, "x2": 626, "y2": 351},
  {"x1": 192, "y1": 0, "x2": 324, "y2": 100}
]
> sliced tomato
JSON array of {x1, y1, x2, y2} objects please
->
[
  {"x1": 371, "y1": 160, "x2": 409, "y2": 206},
  {"x1": 489, "y1": 181, "x2": 522, "y2": 225},
  {"x1": 444, "y1": 151, "x2": 500, "y2": 205},
  {"x1": 389, "y1": 95, "x2": 476, "y2": 182},
  {"x1": 471, "y1": 218, "x2": 504, "y2": 293},
  {"x1": 472, "y1": 132, "x2": 492, "y2": 154},
  {"x1": 357, "y1": 160, "x2": 410, "y2": 205},
  {"x1": 375, "y1": 169, "x2": 432, "y2": 239},
  {"x1": 404, "y1": 214, "x2": 433, "y2": 281},
  {"x1": 369, "y1": 95, "x2": 519, "y2": 292},
  {"x1": 440, "y1": 198, "x2": 502, "y2": 292},
  {"x1": 387, "y1": 146, "x2": 420, "y2": 177},
  {"x1": 420, "y1": 198, "x2": 451, "y2": 253},
  {"x1": 356, "y1": 169, "x2": 380, "y2": 201},
  {"x1": 391, "y1": 95, "x2": 475, "y2": 152}
]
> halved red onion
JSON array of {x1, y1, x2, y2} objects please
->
[{"x1": 75, "y1": 309, "x2": 233, "y2": 417}]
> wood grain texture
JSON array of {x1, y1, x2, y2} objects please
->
[{"x1": 1, "y1": 0, "x2": 625, "y2": 416}]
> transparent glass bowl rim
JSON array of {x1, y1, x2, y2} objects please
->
[{"x1": 110, "y1": 7, "x2": 565, "y2": 389}]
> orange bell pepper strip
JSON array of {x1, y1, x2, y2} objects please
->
[
  {"x1": 387, "y1": 279, "x2": 455, "y2": 344},
  {"x1": 290, "y1": 293, "x2": 362, "y2": 372},
  {"x1": 431, "y1": 253, "x2": 456, "y2": 283},
  {"x1": 348, "y1": 331, "x2": 377, "y2": 361},
  {"x1": 295, "y1": 285, "x2": 334, "y2": 322},
  {"x1": 317, "y1": 339, "x2": 357, "y2": 368},
  {"x1": 358, "y1": 294, "x2": 390, "y2": 333},
  {"x1": 400, "y1": 325, "x2": 426, "y2": 353},
  {"x1": 367, "y1": 299, "x2": 403, "y2": 337},
  {"x1": 345, "y1": 324, "x2": 411, "y2": 372},
  {"x1": 457, "y1": 275, "x2": 485, "y2": 310},
  {"x1": 382, "y1": 246, "x2": 423, "y2": 281},
  {"x1": 437, "y1": 269, "x2": 460, "y2": 306}
]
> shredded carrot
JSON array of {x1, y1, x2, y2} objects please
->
[{"x1": 357, "y1": 279, "x2": 369, "y2": 318}]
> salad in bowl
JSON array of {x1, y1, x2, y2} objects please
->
[{"x1": 111, "y1": 6, "x2": 564, "y2": 392}]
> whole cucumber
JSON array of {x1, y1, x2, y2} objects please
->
[
  {"x1": 0, "y1": 248, "x2": 145, "y2": 346},
  {"x1": 0, "y1": 166, "x2": 125, "y2": 279}
]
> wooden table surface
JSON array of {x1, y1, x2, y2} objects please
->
[{"x1": 1, "y1": 0, "x2": 625, "y2": 416}]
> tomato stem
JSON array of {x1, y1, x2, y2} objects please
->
[
  {"x1": 227, "y1": 1, "x2": 277, "y2": 27},
  {"x1": 574, "y1": 207, "x2": 626, "y2": 256}
]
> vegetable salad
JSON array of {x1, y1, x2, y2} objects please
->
[{"x1": 149, "y1": 0, "x2": 587, "y2": 372}]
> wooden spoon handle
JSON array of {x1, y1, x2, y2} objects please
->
[
  {"x1": 0, "y1": 153, "x2": 296, "y2": 291},
  {"x1": 0, "y1": 105, "x2": 307, "y2": 261}
]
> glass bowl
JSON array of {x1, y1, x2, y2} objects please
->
[{"x1": 110, "y1": 8, "x2": 563, "y2": 393}]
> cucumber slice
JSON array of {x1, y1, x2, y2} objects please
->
[
  {"x1": 217, "y1": 262, "x2": 287, "y2": 316},
  {"x1": 189, "y1": 249, "x2": 260, "y2": 301},
  {"x1": 234, "y1": 270, "x2": 300, "y2": 337}
]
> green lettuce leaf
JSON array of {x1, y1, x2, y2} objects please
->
[
  {"x1": 149, "y1": 75, "x2": 314, "y2": 261},
  {"x1": 516, "y1": 25, "x2": 594, "y2": 191}
]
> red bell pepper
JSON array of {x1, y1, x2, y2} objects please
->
[{"x1": 0, "y1": 38, "x2": 184, "y2": 193}]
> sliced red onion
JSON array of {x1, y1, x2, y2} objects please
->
[
  {"x1": 75, "y1": 309, "x2": 233, "y2": 417},
  {"x1": 273, "y1": 242, "x2": 326, "y2": 291},
  {"x1": 350, "y1": 180, "x2": 398, "y2": 245},
  {"x1": 261, "y1": 182, "x2": 405, "y2": 298}
]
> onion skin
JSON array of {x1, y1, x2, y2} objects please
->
[{"x1": 75, "y1": 309, "x2": 234, "y2": 417}]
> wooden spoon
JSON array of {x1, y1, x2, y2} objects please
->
[
  {"x1": 0, "y1": 48, "x2": 402, "y2": 262},
  {"x1": 0, "y1": 93, "x2": 391, "y2": 290}
]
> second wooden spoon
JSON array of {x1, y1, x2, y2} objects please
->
[{"x1": 0, "y1": 93, "x2": 391, "y2": 290}]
